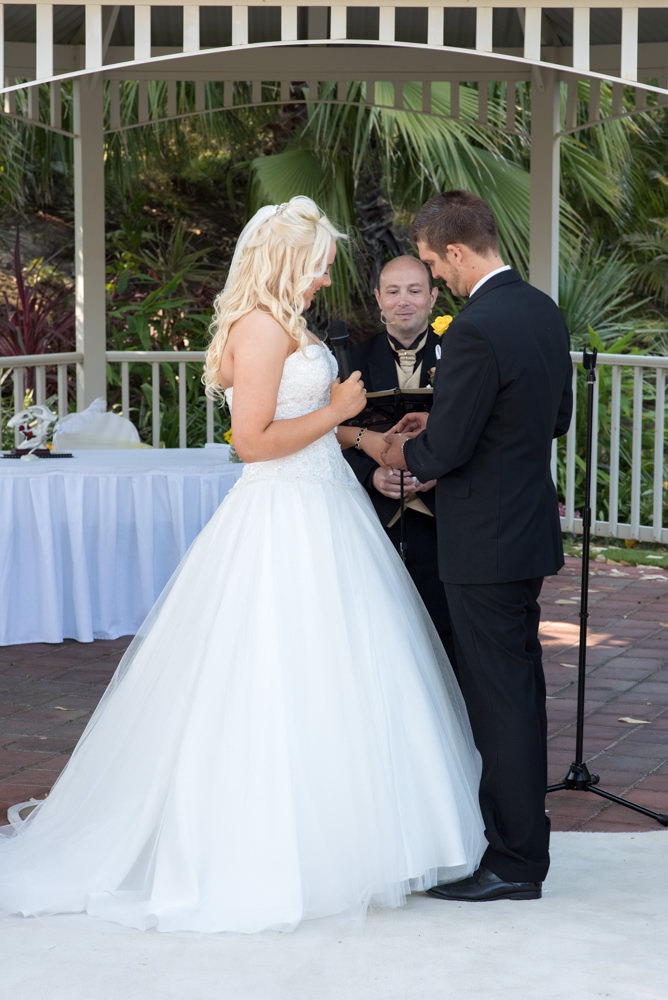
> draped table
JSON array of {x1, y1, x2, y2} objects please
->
[{"x1": 0, "y1": 448, "x2": 244, "y2": 644}]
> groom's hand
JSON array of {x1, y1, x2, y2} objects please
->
[
  {"x1": 388, "y1": 411, "x2": 429, "y2": 436},
  {"x1": 381, "y1": 432, "x2": 409, "y2": 470}
]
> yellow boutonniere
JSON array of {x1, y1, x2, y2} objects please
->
[
  {"x1": 223, "y1": 429, "x2": 233, "y2": 445},
  {"x1": 431, "y1": 314, "x2": 453, "y2": 336}
]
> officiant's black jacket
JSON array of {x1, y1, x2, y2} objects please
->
[
  {"x1": 404, "y1": 270, "x2": 572, "y2": 585},
  {"x1": 344, "y1": 327, "x2": 441, "y2": 524}
]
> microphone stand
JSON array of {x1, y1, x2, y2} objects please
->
[
  {"x1": 327, "y1": 320, "x2": 351, "y2": 380},
  {"x1": 546, "y1": 348, "x2": 668, "y2": 826}
]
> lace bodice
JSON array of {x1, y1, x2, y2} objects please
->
[{"x1": 224, "y1": 343, "x2": 358, "y2": 487}]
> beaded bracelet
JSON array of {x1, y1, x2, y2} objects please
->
[{"x1": 354, "y1": 428, "x2": 367, "y2": 450}]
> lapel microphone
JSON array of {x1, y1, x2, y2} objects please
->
[{"x1": 327, "y1": 320, "x2": 352, "y2": 380}]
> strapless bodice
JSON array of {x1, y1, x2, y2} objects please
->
[{"x1": 225, "y1": 343, "x2": 358, "y2": 487}]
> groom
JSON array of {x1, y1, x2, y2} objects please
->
[{"x1": 383, "y1": 190, "x2": 572, "y2": 901}]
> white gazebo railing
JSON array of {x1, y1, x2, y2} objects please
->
[
  {"x1": 554, "y1": 352, "x2": 668, "y2": 544},
  {"x1": 106, "y1": 349, "x2": 214, "y2": 449},
  {"x1": 0, "y1": 351, "x2": 82, "y2": 420},
  {"x1": 1, "y1": 349, "x2": 218, "y2": 450},
  {"x1": 2, "y1": 349, "x2": 667, "y2": 544}
]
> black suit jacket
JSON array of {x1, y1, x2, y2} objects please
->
[
  {"x1": 345, "y1": 328, "x2": 442, "y2": 525},
  {"x1": 404, "y1": 270, "x2": 572, "y2": 585}
]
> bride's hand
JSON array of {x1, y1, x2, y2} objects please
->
[
  {"x1": 330, "y1": 371, "x2": 366, "y2": 422},
  {"x1": 357, "y1": 429, "x2": 386, "y2": 467}
]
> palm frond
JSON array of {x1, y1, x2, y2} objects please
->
[
  {"x1": 559, "y1": 244, "x2": 650, "y2": 346},
  {"x1": 624, "y1": 218, "x2": 668, "y2": 304},
  {"x1": 248, "y1": 145, "x2": 362, "y2": 319}
]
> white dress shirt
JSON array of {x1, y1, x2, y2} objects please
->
[{"x1": 469, "y1": 264, "x2": 512, "y2": 299}]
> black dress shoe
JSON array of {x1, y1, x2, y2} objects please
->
[{"x1": 426, "y1": 866, "x2": 542, "y2": 902}]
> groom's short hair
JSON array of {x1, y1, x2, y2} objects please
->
[{"x1": 411, "y1": 191, "x2": 499, "y2": 257}]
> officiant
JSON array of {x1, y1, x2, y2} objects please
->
[{"x1": 344, "y1": 255, "x2": 457, "y2": 670}]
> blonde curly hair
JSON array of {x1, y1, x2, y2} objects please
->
[{"x1": 204, "y1": 196, "x2": 346, "y2": 400}]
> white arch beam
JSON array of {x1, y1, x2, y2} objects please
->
[{"x1": 4, "y1": 40, "x2": 668, "y2": 99}]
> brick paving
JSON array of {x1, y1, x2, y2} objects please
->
[
  {"x1": 541, "y1": 556, "x2": 668, "y2": 831},
  {"x1": 0, "y1": 554, "x2": 667, "y2": 832}
]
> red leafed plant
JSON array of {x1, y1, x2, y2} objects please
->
[
  {"x1": 0, "y1": 229, "x2": 75, "y2": 359},
  {"x1": 0, "y1": 230, "x2": 76, "y2": 397}
]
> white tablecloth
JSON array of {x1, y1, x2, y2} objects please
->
[{"x1": 0, "y1": 449, "x2": 244, "y2": 645}]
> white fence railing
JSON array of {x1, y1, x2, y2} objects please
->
[
  {"x1": 0, "y1": 351, "x2": 83, "y2": 424},
  {"x1": 2, "y1": 349, "x2": 667, "y2": 543},
  {"x1": 106, "y1": 350, "x2": 214, "y2": 450},
  {"x1": 553, "y1": 353, "x2": 667, "y2": 544},
  {"x1": 0, "y1": 350, "x2": 218, "y2": 451}
]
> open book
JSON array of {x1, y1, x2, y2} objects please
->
[{"x1": 344, "y1": 387, "x2": 434, "y2": 432}]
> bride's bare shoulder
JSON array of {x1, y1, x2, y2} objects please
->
[
  {"x1": 228, "y1": 309, "x2": 291, "y2": 355},
  {"x1": 224, "y1": 311, "x2": 294, "y2": 389}
]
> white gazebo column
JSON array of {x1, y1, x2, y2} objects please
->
[
  {"x1": 73, "y1": 75, "x2": 107, "y2": 408},
  {"x1": 529, "y1": 67, "x2": 561, "y2": 302}
]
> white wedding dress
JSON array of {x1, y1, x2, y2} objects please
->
[{"x1": 0, "y1": 343, "x2": 485, "y2": 933}]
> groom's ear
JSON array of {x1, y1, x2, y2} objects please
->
[{"x1": 446, "y1": 244, "x2": 464, "y2": 265}]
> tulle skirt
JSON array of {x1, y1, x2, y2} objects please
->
[{"x1": 0, "y1": 474, "x2": 485, "y2": 933}]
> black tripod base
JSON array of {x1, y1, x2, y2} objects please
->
[
  {"x1": 548, "y1": 761, "x2": 668, "y2": 826},
  {"x1": 548, "y1": 760, "x2": 599, "y2": 791}
]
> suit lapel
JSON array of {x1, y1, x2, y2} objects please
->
[
  {"x1": 420, "y1": 331, "x2": 441, "y2": 386},
  {"x1": 367, "y1": 334, "x2": 399, "y2": 390},
  {"x1": 457, "y1": 268, "x2": 522, "y2": 315}
]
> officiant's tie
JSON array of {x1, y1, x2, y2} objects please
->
[
  {"x1": 387, "y1": 330, "x2": 429, "y2": 390},
  {"x1": 385, "y1": 329, "x2": 433, "y2": 527}
]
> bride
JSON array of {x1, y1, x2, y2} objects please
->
[{"x1": 0, "y1": 197, "x2": 485, "y2": 934}]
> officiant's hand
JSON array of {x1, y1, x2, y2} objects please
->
[
  {"x1": 372, "y1": 467, "x2": 419, "y2": 499},
  {"x1": 388, "y1": 411, "x2": 429, "y2": 436},
  {"x1": 413, "y1": 477, "x2": 437, "y2": 493}
]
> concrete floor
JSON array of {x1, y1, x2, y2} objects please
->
[{"x1": 0, "y1": 832, "x2": 666, "y2": 1000}]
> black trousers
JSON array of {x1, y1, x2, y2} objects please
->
[
  {"x1": 443, "y1": 577, "x2": 550, "y2": 883},
  {"x1": 385, "y1": 509, "x2": 458, "y2": 675}
]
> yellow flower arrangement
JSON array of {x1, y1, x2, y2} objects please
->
[
  {"x1": 431, "y1": 314, "x2": 453, "y2": 336},
  {"x1": 223, "y1": 427, "x2": 241, "y2": 462}
]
